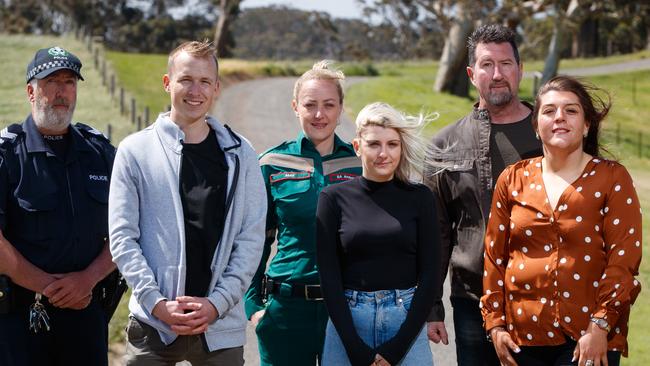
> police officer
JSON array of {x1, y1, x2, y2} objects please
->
[
  {"x1": 0, "y1": 46, "x2": 116, "y2": 366},
  {"x1": 245, "y1": 60, "x2": 362, "y2": 365}
]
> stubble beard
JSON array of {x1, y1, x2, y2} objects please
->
[
  {"x1": 486, "y1": 85, "x2": 514, "y2": 107},
  {"x1": 33, "y1": 96, "x2": 75, "y2": 132}
]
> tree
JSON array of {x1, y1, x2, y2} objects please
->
[
  {"x1": 212, "y1": 0, "x2": 241, "y2": 58},
  {"x1": 358, "y1": 0, "x2": 497, "y2": 97},
  {"x1": 536, "y1": 0, "x2": 580, "y2": 85},
  {"x1": 432, "y1": 1, "x2": 473, "y2": 96}
]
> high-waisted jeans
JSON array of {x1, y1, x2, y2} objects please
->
[{"x1": 322, "y1": 287, "x2": 433, "y2": 365}]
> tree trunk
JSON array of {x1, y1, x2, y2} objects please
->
[
  {"x1": 213, "y1": 0, "x2": 240, "y2": 58},
  {"x1": 153, "y1": 0, "x2": 166, "y2": 17},
  {"x1": 433, "y1": 4, "x2": 473, "y2": 97},
  {"x1": 575, "y1": 18, "x2": 598, "y2": 57},
  {"x1": 541, "y1": 0, "x2": 579, "y2": 86},
  {"x1": 541, "y1": 16, "x2": 564, "y2": 85}
]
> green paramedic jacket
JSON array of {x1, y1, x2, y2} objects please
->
[{"x1": 245, "y1": 132, "x2": 361, "y2": 318}]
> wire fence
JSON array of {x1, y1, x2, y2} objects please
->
[
  {"x1": 601, "y1": 124, "x2": 650, "y2": 159},
  {"x1": 79, "y1": 28, "x2": 649, "y2": 159},
  {"x1": 74, "y1": 28, "x2": 168, "y2": 141}
]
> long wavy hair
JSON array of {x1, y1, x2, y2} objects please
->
[
  {"x1": 355, "y1": 102, "x2": 437, "y2": 183},
  {"x1": 532, "y1": 75, "x2": 611, "y2": 158}
]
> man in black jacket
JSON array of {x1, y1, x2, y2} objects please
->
[{"x1": 425, "y1": 24, "x2": 542, "y2": 366}]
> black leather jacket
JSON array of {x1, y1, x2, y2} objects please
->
[{"x1": 424, "y1": 102, "x2": 540, "y2": 321}]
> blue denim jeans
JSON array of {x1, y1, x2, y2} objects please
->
[
  {"x1": 322, "y1": 287, "x2": 433, "y2": 366},
  {"x1": 451, "y1": 297, "x2": 500, "y2": 366}
]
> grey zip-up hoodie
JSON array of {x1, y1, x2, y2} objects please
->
[{"x1": 109, "y1": 112, "x2": 266, "y2": 351}]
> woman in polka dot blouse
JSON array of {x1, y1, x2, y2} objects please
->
[{"x1": 481, "y1": 76, "x2": 642, "y2": 366}]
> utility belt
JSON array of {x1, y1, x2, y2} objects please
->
[
  {"x1": 0, "y1": 275, "x2": 12, "y2": 314},
  {"x1": 262, "y1": 276, "x2": 323, "y2": 302},
  {"x1": 0, "y1": 276, "x2": 92, "y2": 312},
  {"x1": 0, "y1": 270, "x2": 126, "y2": 322},
  {"x1": 2, "y1": 280, "x2": 52, "y2": 310}
]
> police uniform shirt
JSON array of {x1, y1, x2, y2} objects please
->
[{"x1": 0, "y1": 115, "x2": 115, "y2": 274}]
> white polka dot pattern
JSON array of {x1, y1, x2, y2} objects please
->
[{"x1": 480, "y1": 157, "x2": 642, "y2": 353}]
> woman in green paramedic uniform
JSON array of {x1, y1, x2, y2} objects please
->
[{"x1": 245, "y1": 61, "x2": 362, "y2": 365}]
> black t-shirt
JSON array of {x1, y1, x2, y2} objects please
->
[
  {"x1": 490, "y1": 113, "x2": 542, "y2": 182},
  {"x1": 316, "y1": 177, "x2": 441, "y2": 365},
  {"x1": 180, "y1": 128, "x2": 228, "y2": 297}
]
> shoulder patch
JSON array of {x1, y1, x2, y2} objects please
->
[
  {"x1": 0, "y1": 124, "x2": 23, "y2": 145},
  {"x1": 259, "y1": 153, "x2": 314, "y2": 172},
  {"x1": 75, "y1": 122, "x2": 110, "y2": 142},
  {"x1": 322, "y1": 156, "x2": 361, "y2": 176}
]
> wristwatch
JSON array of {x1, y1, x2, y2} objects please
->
[{"x1": 590, "y1": 317, "x2": 611, "y2": 332}]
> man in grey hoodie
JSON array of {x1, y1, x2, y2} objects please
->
[{"x1": 109, "y1": 40, "x2": 266, "y2": 365}]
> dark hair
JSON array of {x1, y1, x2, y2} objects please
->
[
  {"x1": 467, "y1": 24, "x2": 519, "y2": 66},
  {"x1": 532, "y1": 75, "x2": 611, "y2": 157}
]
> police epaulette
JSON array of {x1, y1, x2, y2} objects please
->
[
  {"x1": 0, "y1": 124, "x2": 23, "y2": 145},
  {"x1": 75, "y1": 122, "x2": 110, "y2": 142}
]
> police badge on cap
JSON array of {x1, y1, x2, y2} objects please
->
[{"x1": 26, "y1": 46, "x2": 84, "y2": 83}]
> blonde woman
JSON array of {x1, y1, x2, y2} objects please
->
[
  {"x1": 316, "y1": 102, "x2": 445, "y2": 365},
  {"x1": 245, "y1": 61, "x2": 362, "y2": 365}
]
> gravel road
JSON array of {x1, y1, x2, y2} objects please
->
[
  {"x1": 212, "y1": 77, "x2": 356, "y2": 153},
  {"x1": 524, "y1": 58, "x2": 650, "y2": 78},
  {"x1": 211, "y1": 76, "x2": 457, "y2": 366}
]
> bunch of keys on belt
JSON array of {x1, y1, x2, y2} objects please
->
[{"x1": 29, "y1": 293, "x2": 51, "y2": 333}]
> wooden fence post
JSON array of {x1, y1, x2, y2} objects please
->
[
  {"x1": 144, "y1": 106, "x2": 150, "y2": 125},
  {"x1": 101, "y1": 60, "x2": 106, "y2": 86},
  {"x1": 110, "y1": 75, "x2": 115, "y2": 98},
  {"x1": 638, "y1": 133, "x2": 642, "y2": 158},
  {"x1": 120, "y1": 88, "x2": 125, "y2": 115},
  {"x1": 131, "y1": 98, "x2": 136, "y2": 124},
  {"x1": 107, "y1": 124, "x2": 112, "y2": 142},
  {"x1": 532, "y1": 71, "x2": 542, "y2": 97}
]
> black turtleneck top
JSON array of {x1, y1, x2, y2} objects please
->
[{"x1": 316, "y1": 176, "x2": 442, "y2": 366}]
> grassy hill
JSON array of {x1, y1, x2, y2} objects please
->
[{"x1": 0, "y1": 34, "x2": 134, "y2": 143}]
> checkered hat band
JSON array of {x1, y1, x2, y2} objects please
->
[{"x1": 28, "y1": 60, "x2": 81, "y2": 79}]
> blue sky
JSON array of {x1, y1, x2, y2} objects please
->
[{"x1": 241, "y1": 0, "x2": 364, "y2": 19}]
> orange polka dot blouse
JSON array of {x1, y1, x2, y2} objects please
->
[{"x1": 481, "y1": 157, "x2": 642, "y2": 356}]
